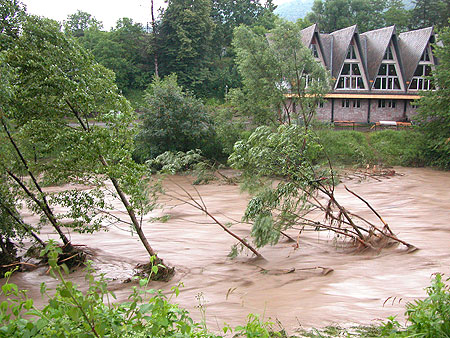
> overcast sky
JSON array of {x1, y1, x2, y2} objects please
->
[
  {"x1": 21, "y1": 0, "x2": 289, "y2": 31},
  {"x1": 22, "y1": 0, "x2": 167, "y2": 30}
]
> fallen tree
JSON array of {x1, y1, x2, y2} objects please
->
[{"x1": 229, "y1": 125, "x2": 415, "y2": 251}]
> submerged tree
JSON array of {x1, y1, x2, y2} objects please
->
[{"x1": 134, "y1": 75, "x2": 222, "y2": 162}]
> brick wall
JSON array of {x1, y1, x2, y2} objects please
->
[{"x1": 333, "y1": 99, "x2": 368, "y2": 123}]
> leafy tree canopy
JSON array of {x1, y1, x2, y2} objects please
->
[
  {"x1": 231, "y1": 21, "x2": 330, "y2": 126},
  {"x1": 135, "y1": 75, "x2": 222, "y2": 162},
  {"x1": 416, "y1": 23, "x2": 450, "y2": 168}
]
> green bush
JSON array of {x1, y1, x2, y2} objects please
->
[
  {"x1": 381, "y1": 273, "x2": 450, "y2": 338},
  {"x1": 0, "y1": 242, "x2": 216, "y2": 338},
  {"x1": 368, "y1": 130, "x2": 425, "y2": 167}
]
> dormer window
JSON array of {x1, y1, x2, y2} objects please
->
[
  {"x1": 346, "y1": 44, "x2": 357, "y2": 59},
  {"x1": 374, "y1": 64, "x2": 401, "y2": 90},
  {"x1": 420, "y1": 48, "x2": 430, "y2": 62},
  {"x1": 336, "y1": 63, "x2": 365, "y2": 89},
  {"x1": 409, "y1": 43, "x2": 434, "y2": 91},
  {"x1": 373, "y1": 41, "x2": 403, "y2": 91},
  {"x1": 383, "y1": 46, "x2": 393, "y2": 60},
  {"x1": 310, "y1": 44, "x2": 319, "y2": 58},
  {"x1": 409, "y1": 65, "x2": 433, "y2": 90}
]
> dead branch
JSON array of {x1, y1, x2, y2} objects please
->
[{"x1": 165, "y1": 180, "x2": 263, "y2": 259}]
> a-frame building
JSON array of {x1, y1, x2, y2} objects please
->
[{"x1": 289, "y1": 24, "x2": 437, "y2": 123}]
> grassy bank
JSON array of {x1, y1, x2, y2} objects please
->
[{"x1": 315, "y1": 128, "x2": 426, "y2": 168}]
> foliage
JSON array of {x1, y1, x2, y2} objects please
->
[
  {"x1": 1, "y1": 11, "x2": 163, "y2": 259},
  {"x1": 229, "y1": 125, "x2": 327, "y2": 247},
  {"x1": 232, "y1": 21, "x2": 329, "y2": 126},
  {"x1": 0, "y1": 0, "x2": 26, "y2": 51},
  {"x1": 135, "y1": 75, "x2": 223, "y2": 162},
  {"x1": 63, "y1": 10, "x2": 103, "y2": 37},
  {"x1": 147, "y1": 150, "x2": 204, "y2": 174},
  {"x1": 368, "y1": 129, "x2": 425, "y2": 166},
  {"x1": 416, "y1": 25, "x2": 450, "y2": 169},
  {"x1": 69, "y1": 14, "x2": 153, "y2": 94},
  {"x1": 315, "y1": 129, "x2": 374, "y2": 166},
  {"x1": 158, "y1": 0, "x2": 215, "y2": 96},
  {"x1": 305, "y1": 0, "x2": 389, "y2": 33},
  {"x1": 211, "y1": 104, "x2": 251, "y2": 156},
  {"x1": 0, "y1": 243, "x2": 215, "y2": 338},
  {"x1": 410, "y1": 0, "x2": 449, "y2": 29},
  {"x1": 379, "y1": 273, "x2": 450, "y2": 337}
]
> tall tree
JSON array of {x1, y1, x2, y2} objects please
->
[
  {"x1": 384, "y1": 0, "x2": 411, "y2": 32},
  {"x1": 0, "y1": 0, "x2": 26, "y2": 50},
  {"x1": 159, "y1": 0, "x2": 215, "y2": 95},
  {"x1": 232, "y1": 21, "x2": 330, "y2": 125},
  {"x1": 64, "y1": 10, "x2": 103, "y2": 37},
  {"x1": 134, "y1": 75, "x2": 221, "y2": 161},
  {"x1": 3, "y1": 13, "x2": 167, "y2": 265},
  {"x1": 416, "y1": 25, "x2": 450, "y2": 168},
  {"x1": 306, "y1": 0, "x2": 388, "y2": 32},
  {"x1": 411, "y1": 0, "x2": 448, "y2": 29}
]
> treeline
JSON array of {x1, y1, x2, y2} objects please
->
[
  {"x1": 306, "y1": 0, "x2": 449, "y2": 33},
  {"x1": 61, "y1": 0, "x2": 449, "y2": 101},
  {"x1": 63, "y1": 0, "x2": 277, "y2": 100}
]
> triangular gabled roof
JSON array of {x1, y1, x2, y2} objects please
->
[
  {"x1": 360, "y1": 25, "x2": 396, "y2": 81},
  {"x1": 300, "y1": 24, "x2": 328, "y2": 69},
  {"x1": 398, "y1": 27, "x2": 435, "y2": 82},
  {"x1": 320, "y1": 33, "x2": 333, "y2": 70},
  {"x1": 330, "y1": 25, "x2": 358, "y2": 78},
  {"x1": 300, "y1": 24, "x2": 317, "y2": 47}
]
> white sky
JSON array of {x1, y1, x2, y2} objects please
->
[{"x1": 21, "y1": 0, "x2": 290, "y2": 31}]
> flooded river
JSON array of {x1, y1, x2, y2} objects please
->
[{"x1": 3, "y1": 167, "x2": 450, "y2": 333}]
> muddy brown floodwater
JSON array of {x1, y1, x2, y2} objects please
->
[{"x1": 2, "y1": 167, "x2": 450, "y2": 333}]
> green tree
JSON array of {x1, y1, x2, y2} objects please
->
[
  {"x1": 135, "y1": 75, "x2": 221, "y2": 161},
  {"x1": 159, "y1": 0, "x2": 215, "y2": 95},
  {"x1": 63, "y1": 10, "x2": 103, "y2": 37},
  {"x1": 306, "y1": 0, "x2": 388, "y2": 32},
  {"x1": 384, "y1": 0, "x2": 411, "y2": 32},
  {"x1": 411, "y1": 0, "x2": 449, "y2": 29},
  {"x1": 1, "y1": 13, "x2": 167, "y2": 265},
  {"x1": 0, "y1": 0, "x2": 26, "y2": 50},
  {"x1": 232, "y1": 21, "x2": 329, "y2": 126},
  {"x1": 416, "y1": 24, "x2": 450, "y2": 168}
]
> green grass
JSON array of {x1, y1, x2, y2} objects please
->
[{"x1": 314, "y1": 129, "x2": 426, "y2": 168}]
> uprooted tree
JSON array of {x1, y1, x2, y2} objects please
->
[
  {"x1": 0, "y1": 8, "x2": 170, "y2": 276},
  {"x1": 229, "y1": 124, "x2": 414, "y2": 251}
]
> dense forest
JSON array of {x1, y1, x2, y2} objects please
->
[{"x1": 59, "y1": 0, "x2": 448, "y2": 101}]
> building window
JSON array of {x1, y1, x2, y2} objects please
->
[
  {"x1": 342, "y1": 99, "x2": 350, "y2": 108},
  {"x1": 336, "y1": 63, "x2": 365, "y2": 89},
  {"x1": 346, "y1": 44, "x2": 357, "y2": 60},
  {"x1": 373, "y1": 64, "x2": 401, "y2": 90},
  {"x1": 383, "y1": 46, "x2": 394, "y2": 60},
  {"x1": 310, "y1": 44, "x2": 319, "y2": 58},
  {"x1": 409, "y1": 65, "x2": 433, "y2": 90},
  {"x1": 420, "y1": 47, "x2": 431, "y2": 62},
  {"x1": 353, "y1": 99, "x2": 361, "y2": 108},
  {"x1": 378, "y1": 99, "x2": 396, "y2": 108}
]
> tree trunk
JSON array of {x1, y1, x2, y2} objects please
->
[{"x1": 151, "y1": 0, "x2": 159, "y2": 77}]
